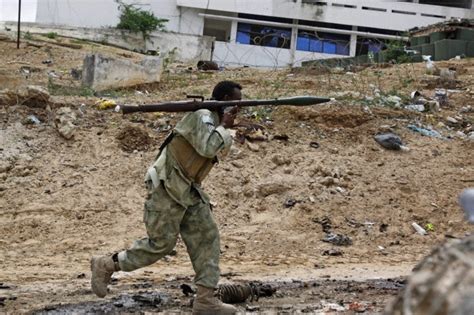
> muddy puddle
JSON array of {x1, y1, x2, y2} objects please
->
[{"x1": 32, "y1": 278, "x2": 404, "y2": 314}]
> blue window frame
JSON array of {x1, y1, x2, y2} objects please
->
[
  {"x1": 297, "y1": 31, "x2": 350, "y2": 55},
  {"x1": 236, "y1": 23, "x2": 292, "y2": 49}
]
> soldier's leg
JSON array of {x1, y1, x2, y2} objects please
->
[
  {"x1": 180, "y1": 198, "x2": 220, "y2": 288},
  {"x1": 118, "y1": 181, "x2": 186, "y2": 271},
  {"x1": 180, "y1": 199, "x2": 237, "y2": 314}
]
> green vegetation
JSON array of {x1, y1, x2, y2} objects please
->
[
  {"x1": 24, "y1": 31, "x2": 33, "y2": 40},
  {"x1": 45, "y1": 32, "x2": 58, "y2": 39},
  {"x1": 48, "y1": 78, "x2": 95, "y2": 97},
  {"x1": 115, "y1": 0, "x2": 168, "y2": 39}
]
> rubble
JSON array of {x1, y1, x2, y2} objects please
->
[{"x1": 54, "y1": 107, "x2": 77, "y2": 140}]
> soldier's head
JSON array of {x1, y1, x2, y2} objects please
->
[{"x1": 212, "y1": 81, "x2": 242, "y2": 101}]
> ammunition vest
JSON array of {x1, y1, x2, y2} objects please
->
[{"x1": 167, "y1": 135, "x2": 215, "y2": 184}]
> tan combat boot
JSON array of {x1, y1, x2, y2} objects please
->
[
  {"x1": 90, "y1": 254, "x2": 120, "y2": 298},
  {"x1": 193, "y1": 285, "x2": 238, "y2": 315}
]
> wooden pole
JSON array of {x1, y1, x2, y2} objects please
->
[{"x1": 17, "y1": 0, "x2": 22, "y2": 48}]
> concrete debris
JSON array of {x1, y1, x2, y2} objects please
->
[
  {"x1": 459, "y1": 188, "x2": 474, "y2": 223},
  {"x1": 82, "y1": 54, "x2": 162, "y2": 91},
  {"x1": 54, "y1": 107, "x2": 77, "y2": 140}
]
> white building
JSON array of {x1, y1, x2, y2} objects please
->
[{"x1": 1, "y1": 0, "x2": 473, "y2": 67}]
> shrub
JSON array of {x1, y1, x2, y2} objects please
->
[{"x1": 116, "y1": 0, "x2": 168, "y2": 39}]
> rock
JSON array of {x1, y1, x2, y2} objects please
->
[
  {"x1": 271, "y1": 154, "x2": 291, "y2": 166},
  {"x1": 385, "y1": 234, "x2": 474, "y2": 315},
  {"x1": 246, "y1": 141, "x2": 259, "y2": 152},
  {"x1": 320, "y1": 177, "x2": 335, "y2": 187},
  {"x1": 468, "y1": 132, "x2": 474, "y2": 142},
  {"x1": 54, "y1": 107, "x2": 77, "y2": 140},
  {"x1": 257, "y1": 175, "x2": 292, "y2": 197},
  {"x1": 446, "y1": 116, "x2": 458, "y2": 125}
]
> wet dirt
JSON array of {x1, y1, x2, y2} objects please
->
[
  {"x1": 0, "y1": 38, "x2": 473, "y2": 313},
  {"x1": 31, "y1": 278, "x2": 404, "y2": 314}
]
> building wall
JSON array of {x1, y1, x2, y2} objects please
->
[
  {"x1": 0, "y1": 21, "x2": 213, "y2": 62},
  {"x1": 177, "y1": 0, "x2": 474, "y2": 31}
]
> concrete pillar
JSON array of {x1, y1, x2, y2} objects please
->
[
  {"x1": 230, "y1": 20, "x2": 238, "y2": 43},
  {"x1": 413, "y1": 0, "x2": 419, "y2": 3},
  {"x1": 290, "y1": 19, "x2": 298, "y2": 66},
  {"x1": 350, "y1": 26, "x2": 357, "y2": 57}
]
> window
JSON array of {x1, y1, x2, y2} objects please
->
[
  {"x1": 296, "y1": 31, "x2": 350, "y2": 55},
  {"x1": 356, "y1": 38, "x2": 385, "y2": 56},
  {"x1": 236, "y1": 23, "x2": 292, "y2": 49}
]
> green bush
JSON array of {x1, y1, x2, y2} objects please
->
[
  {"x1": 116, "y1": 0, "x2": 168, "y2": 39},
  {"x1": 45, "y1": 32, "x2": 58, "y2": 39}
]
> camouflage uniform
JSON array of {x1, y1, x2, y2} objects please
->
[{"x1": 117, "y1": 109, "x2": 232, "y2": 288}]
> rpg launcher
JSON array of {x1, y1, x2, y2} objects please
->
[{"x1": 115, "y1": 95, "x2": 332, "y2": 115}]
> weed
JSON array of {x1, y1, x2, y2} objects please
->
[
  {"x1": 24, "y1": 31, "x2": 33, "y2": 40},
  {"x1": 48, "y1": 78, "x2": 94, "y2": 97},
  {"x1": 115, "y1": 0, "x2": 168, "y2": 39},
  {"x1": 45, "y1": 32, "x2": 58, "y2": 39}
]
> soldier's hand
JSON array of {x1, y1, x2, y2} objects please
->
[{"x1": 221, "y1": 106, "x2": 238, "y2": 128}]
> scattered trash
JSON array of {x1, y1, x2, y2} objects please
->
[
  {"x1": 70, "y1": 68, "x2": 82, "y2": 80},
  {"x1": 42, "y1": 59, "x2": 53, "y2": 65},
  {"x1": 246, "y1": 305, "x2": 260, "y2": 312},
  {"x1": 25, "y1": 115, "x2": 41, "y2": 125},
  {"x1": 284, "y1": 198, "x2": 298, "y2": 208},
  {"x1": 460, "y1": 105, "x2": 472, "y2": 113},
  {"x1": 313, "y1": 216, "x2": 332, "y2": 233},
  {"x1": 323, "y1": 233, "x2": 353, "y2": 246},
  {"x1": 309, "y1": 141, "x2": 320, "y2": 149},
  {"x1": 459, "y1": 188, "x2": 474, "y2": 223},
  {"x1": 425, "y1": 223, "x2": 434, "y2": 232},
  {"x1": 446, "y1": 116, "x2": 458, "y2": 126},
  {"x1": 273, "y1": 134, "x2": 289, "y2": 141},
  {"x1": 411, "y1": 222, "x2": 427, "y2": 235},
  {"x1": 434, "y1": 89, "x2": 449, "y2": 107},
  {"x1": 407, "y1": 125, "x2": 443, "y2": 138},
  {"x1": 217, "y1": 283, "x2": 275, "y2": 304},
  {"x1": 321, "y1": 301, "x2": 345, "y2": 312},
  {"x1": 405, "y1": 104, "x2": 425, "y2": 112},
  {"x1": 197, "y1": 60, "x2": 219, "y2": 71},
  {"x1": 380, "y1": 223, "x2": 389, "y2": 232},
  {"x1": 96, "y1": 99, "x2": 117, "y2": 110},
  {"x1": 180, "y1": 283, "x2": 195, "y2": 296},
  {"x1": 48, "y1": 70, "x2": 60, "y2": 78},
  {"x1": 348, "y1": 301, "x2": 368, "y2": 313},
  {"x1": 422, "y1": 55, "x2": 439, "y2": 75},
  {"x1": 374, "y1": 133, "x2": 409, "y2": 151},
  {"x1": 322, "y1": 248, "x2": 343, "y2": 256}
]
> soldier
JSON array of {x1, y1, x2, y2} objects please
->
[{"x1": 91, "y1": 81, "x2": 242, "y2": 314}]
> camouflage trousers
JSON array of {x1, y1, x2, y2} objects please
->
[{"x1": 117, "y1": 181, "x2": 220, "y2": 288}]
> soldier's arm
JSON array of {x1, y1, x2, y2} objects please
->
[{"x1": 174, "y1": 109, "x2": 232, "y2": 158}]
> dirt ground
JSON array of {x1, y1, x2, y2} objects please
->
[{"x1": 0, "y1": 35, "x2": 473, "y2": 314}]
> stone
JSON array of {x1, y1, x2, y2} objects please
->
[
  {"x1": 271, "y1": 154, "x2": 291, "y2": 166},
  {"x1": 54, "y1": 107, "x2": 77, "y2": 140},
  {"x1": 246, "y1": 141, "x2": 259, "y2": 152}
]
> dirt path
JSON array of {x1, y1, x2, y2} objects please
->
[{"x1": 1, "y1": 38, "x2": 473, "y2": 313}]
